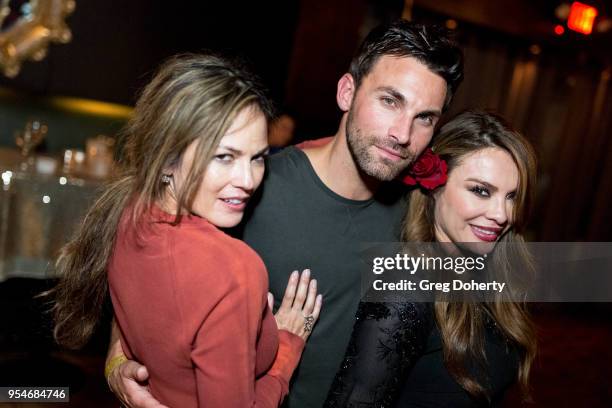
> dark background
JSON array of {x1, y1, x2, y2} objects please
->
[
  {"x1": 1, "y1": 0, "x2": 611, "y2": 241},
  {"x1": 0, "y1": 1, "x2": 611, "y2": 406}
]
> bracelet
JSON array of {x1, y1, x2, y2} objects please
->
[{"x1": 105, "y1": 354, "x2": 128, "y2": 380}]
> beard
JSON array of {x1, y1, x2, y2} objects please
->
[{"x1": 345, "y1": 109, "x2": 416, "y2": 181}]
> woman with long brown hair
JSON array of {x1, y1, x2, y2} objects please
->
[
  {"x1": 49, "y1": 54, "x2": 322, "y2": 407},
  {"x1": 325, "y1": 110, "x2": 537, "y2": 407}
]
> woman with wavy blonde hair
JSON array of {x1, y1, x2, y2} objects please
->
[{"x1": 49, "y1": 54, "x2": 322, "y2": 407}]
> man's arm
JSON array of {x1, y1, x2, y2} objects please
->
[{"x1": 105, "y1": 319, "x2": 168, "y2": 408}]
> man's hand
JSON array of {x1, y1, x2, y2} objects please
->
[
  {"x1": 106, "y1": 320, "x2": 168, "y2": 408},
  {"x1": 107, "y1": 360, "x2": 168, "y2": 408}
]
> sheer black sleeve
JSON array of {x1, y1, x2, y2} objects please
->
[{"x1": 324, "y1": 301, "x2": 433, "y2": 408}]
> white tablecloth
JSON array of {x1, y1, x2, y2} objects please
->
[{"x1": 0, "y1": 148, "x2": 103, "y2": 281}]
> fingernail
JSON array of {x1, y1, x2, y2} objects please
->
[
  {"x1": 311, "y1": 279, "x2": 317, "y2": 288},
  {"x1": 303, "y1": 269, "x2": 310, "y2": 278},
  {"x1": 291, "y1": 271, "x2": 298, "y2": 279}
]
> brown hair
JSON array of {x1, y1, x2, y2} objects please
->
[
  {"x1": 48, "y1": 53, "x2": 273, "y2": 349},
  {"x1": 402, "y1": 110, "x2": 537, "y2": 400},
  {"x1": 349, "y1": 19, "x2": 464, "y2": 109}
]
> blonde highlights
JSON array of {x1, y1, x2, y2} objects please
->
[{"x1": 48, "y1": 54, "x2": 272, "y2": 349}]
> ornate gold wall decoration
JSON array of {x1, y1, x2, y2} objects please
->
[{"x1": 0, "y1": 0, "x2": 75, "y2": 78}]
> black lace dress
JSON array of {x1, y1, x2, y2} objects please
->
[{"x1": 324, "y1": 302, "x2": 519, "y2": 408}]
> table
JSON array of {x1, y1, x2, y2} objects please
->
[{"x1": 0, "y1": 148, "x2": 104, "y2": 281}]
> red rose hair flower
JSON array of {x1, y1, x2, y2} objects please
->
[{"x1": 401, "y1": 148, "x2": 447, "y2": 190}]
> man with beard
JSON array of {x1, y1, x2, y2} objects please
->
[{"x1": 106, "y1": 20, "x2": 463, "y2": 408}]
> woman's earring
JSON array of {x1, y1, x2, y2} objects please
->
[{"x1": 161, "y1": 174, "x2": 173, "y2": 185}]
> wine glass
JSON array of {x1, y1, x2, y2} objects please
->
[{"x1": 15, "y1": 119, "x2": 48, "y2": 170}]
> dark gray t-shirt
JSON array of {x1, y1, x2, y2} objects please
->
[{"x1": 241, "y1": 146, "x2": 407, "y2": 408}]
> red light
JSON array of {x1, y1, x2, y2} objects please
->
[
  {"x1": 567, "y1": 2, "x2": 598, "y2": 34},
  {"x1": 554, "y1": 24, "x2": 565, "y2": 35}
]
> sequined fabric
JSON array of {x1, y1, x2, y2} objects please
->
[{"x1": 324, "y1": 301, "x2": 433, "y2": 408}]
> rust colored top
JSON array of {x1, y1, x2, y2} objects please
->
[{"x1": 108, "y1": 206, "x2": 304, "y2": 407}]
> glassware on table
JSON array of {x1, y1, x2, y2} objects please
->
[
  {"x1": 14, "y1": 120, "x2": 48, "y2": 171},
  {"x1": 62, "y1": 149, "x2": 86, "y2": 176},
  {"x1": 85, "y1": 135, "x2": 114, "y2": 178}
]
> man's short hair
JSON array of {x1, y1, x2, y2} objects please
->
[{"x1": 349, "y1": 19, "x2": 464, "y2": 110}]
